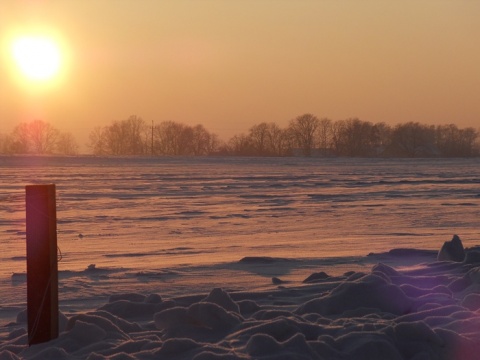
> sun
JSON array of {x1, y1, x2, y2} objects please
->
[{"x1": 11, "y1": 35, "x2": 62, "y2": 82}]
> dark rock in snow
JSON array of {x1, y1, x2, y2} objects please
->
[
  {"x1": 437, "y1": 235, "x2": 465, "y2": 262},
  {"x1": 464, "y1": 250, "x2": 480, "y2": 264},
  {"x1": 303, "y1": 271, "x2": 330, "y2": 283},
  {"x1": 272, "y1": 277, "x2": 284, "y2": 285}
]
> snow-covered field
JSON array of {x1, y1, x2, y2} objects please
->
[{"x1": 1, "y1": 155, "x2": 480, "y2": 359}]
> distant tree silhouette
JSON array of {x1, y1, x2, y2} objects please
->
[
  {"x1": 4, "y1": 114, "x2": 478, "y2": 158},
  {"x1": 88, "y1": 117, "x2": 219, "y2": 156},
  {"x1": 372, "y1": 122, "x2": 392, "y2": 155},
  {"x1": 288, "y1": 113, "x2": 320, "y2": 156},
  {"x1": 226, "y1": 133, "x2": 255, "y2": 156},
  {"x1": 389, "y1": 122, "x2": 437, "y2": 157},
  {"x1": 88, "y1": 126, "x2": 108, "y2": 155},
  {"x1": 89, "y1": 115, "x2": 147, "y2": 155},
  {"x1": 316, "y1": 118, "x2": 333, "y2": 155},
  {"x1": 29, "y1": 120, "x2": 59, "y2": 154},
  {"x1": 191, "y1": 124, "x2": 219, "y2": 155},
  {"x1": 154, "y1": 121, "x2": 191, "y2": 155},
  {"x1": 225, "y1": 123, "x2": 291, "y2": 156},
  {"x1": 331, "y1": 118, "x2": 382, "y2": 157},
  {"x1": 222, "y1": 116, "x2": 479, "y2": 158},
  {"x1": 0, "y1": 133, "x2": 12, "y2": 154},
  {"x1": 151, "y1": 120, "x2": 218, "y2": 156},
  {"x1": 248, "y1": 123, "x2": 271, "y2": 156},
  {"x1": 56, "y1": 132, "x2": 79, "y2": 155},
  {"x1": 248, "y1": 122, "x2": 290, "y2": 156},
  {"x1": 435, "y1": 124, "x2": 479, "y2": 157},
  {"x1": 266, "y1": 123, "x2": 291, "y2": 156},
  {"x1": 1, "y1": 120, "x2": 77, "y2": 155},
  {"x1": 10, "y1": 122, "x2": 31, "y2": 153}
]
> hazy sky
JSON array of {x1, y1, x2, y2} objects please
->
[{"x1": 1, "y1": 1, "x2": 480, "y2": 151}]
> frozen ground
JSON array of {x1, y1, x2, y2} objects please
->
[{"x1": 1, "y1": 155, "x2": 480, "y2": 359}]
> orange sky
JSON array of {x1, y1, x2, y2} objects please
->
[{"x1": 1, "y1": 1, "x2": 480, "y2": 152}]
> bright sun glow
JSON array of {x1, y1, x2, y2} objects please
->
[{"x1": 11, "y1": 35, "x2": 61, "y2": 81}]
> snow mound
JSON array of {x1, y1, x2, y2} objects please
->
[{"x1": 4, "y1": 251, "x2": 480, "y2": 359}]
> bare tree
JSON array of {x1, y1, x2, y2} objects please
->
[
  {"x1": 248, "y1": 123, "x2": 271, "y2": 156},
  {"x1": 227, "y1": 134, "x2": 255, "y2": 156},
  {"x1": 316, "y1": 118, "x2": 333, "y2": 155},
  {"x1": 0, "y1": 133, "x2": 12, "y2": 154},
  {"x1": 288, "y1": 113, "x2": 320, "y2": 156},
  {"x1": 29, "y1": 120, "x2": 59, "y2": 154},
  {"x1": 154, "y1": 121, "x2": 186, "y2": 155},
  {"x1": 346, "y1": 118, "x2": 375, "y2": 156},
  {"x1": 89, "y1": 115, "x2": 147, "y2": 155},
  {"x1": 104, "y1": 121, "x2": 124, "y2": 155},
  {"x1": 460, "y1": 127, "x2": 480, "y2": 156},
  {"x1": 89, "y1": 126, "x2": 108, "y2": 155},
  {"x1": 11, "y1": 122, "x2": 31, "y2": 153},
  {"x1": 266, "y1": 123, "x2": 290, "y2": 156},
  {"x1": 435, "y1": 124, "x2": 479, "y2": 157},
  {"x1": 56, "y1": 132, "x2": 79, "y2": 155},
  {"x1": 9, "y1": 120, "x2": 59, "y2": 154},
  {"x1": 389, "y1": 122, "x2": 436, "y2": 157},
  {"x1": 123, "y1": 115, "x2": 147, "y2": 155},
  {"x1": 6, "y1": 120, "x2": 80, "y2": 155},
  {"x1": 371, "y1": 122, "x2": 392, "y2": 155},
  {"x1": 191, "y1": 124, "x2": 219, "y2": 155},
  {"x1": 153, "y1": 121, "x2": 219, "y2": 156}
]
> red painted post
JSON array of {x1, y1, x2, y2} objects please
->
[{"x1": 25, "y1": 184, "x2": 59, "y2": 345}]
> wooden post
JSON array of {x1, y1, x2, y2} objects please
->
[{"x1": 25, "y1": 184, "x2": 59, "y2": 345}]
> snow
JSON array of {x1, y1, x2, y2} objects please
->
[
  {"x1": 1, "y1": 155, "x2": 480, "y2": 359},
  {"x1": 5, "y1": 251, "x2": 480, "y2": 359}
]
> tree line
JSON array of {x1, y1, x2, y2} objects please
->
[
  {"x1": 223, "y1": 115, "x2": 480, "y2": 158},
  {"x1": 0, "y1": 119, "x2": 79, "y2": 155},
  {"x1": 1, "y1": 114, "x2": 479, "y2": 157},
  {"x1": 88, "y1": 116, "x2": 219, "y2": 156}
]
